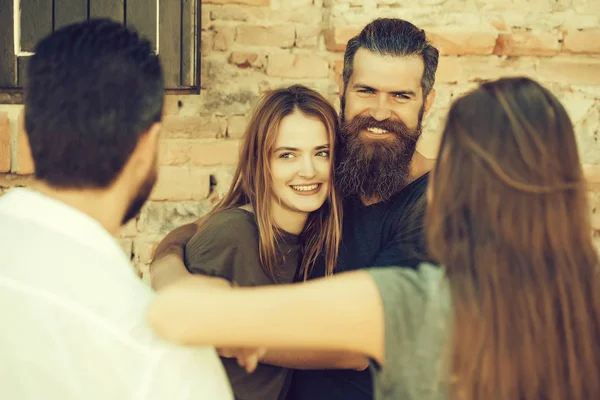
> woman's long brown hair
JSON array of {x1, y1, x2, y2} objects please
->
[
  {"x1": 200, "y1": 85, "x2": 342, "y2": 281},
  {"x1": 426, "y1": 77, "x2": 600, "y2": 399}
]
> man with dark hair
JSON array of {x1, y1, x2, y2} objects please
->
[
  {"x1": 0, "y1": 19, "x2": 232, "y2": 399},
  {"x1": 282, "y1": 17, "x2": 439, "y2": 400},
  {"x1": 150, "y1": 17, "x2": 439, "y2": 400}
]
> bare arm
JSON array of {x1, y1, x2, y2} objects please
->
[
  {"x1": 154, "y1": 223, "x2": 197, "y2": 259},
  {"x1": 150, "y1": 223, "x2": 197, "y2": 291},
  {"x1": 146, "y1": 270, "x2": 385, "y2": 366},
  {"x1": 258, "y1": 348, "x2": 369, "y2": 371}
]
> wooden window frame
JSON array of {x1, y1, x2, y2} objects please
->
[{"x1": 0, "y1": 0, "x2": 202, "y2": 103}]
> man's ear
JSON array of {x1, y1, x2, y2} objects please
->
[{"x1": 423, "y1": 88, "x2": 436, "y2": 117}]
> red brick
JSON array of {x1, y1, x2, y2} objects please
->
[
  {"x1": 538, "y1": 57, "x2": 600, "y2": 85},
  {"x1": 325, "y1": 27, "x2": 360, "y2": 52},
  {"x1": 236, "y1": 25, "x2": 295, "y2": 48},
  {"x1": 327, "y1": 26, "x2": 498, "y2": 56},
  {"x1": 162, "y1": 115, "x2": 224, "y2": 139},
  {"x1": 16, "y1": 111, "x2": 34, "y2": 175},
  {"x1": 190, "y1": 140, "x2": 240, "y2": 166},
  {"x1": 159, "y1": 139, "x2": 191, "y2": 166},
  {"x1": 227, "y1": 115, "x2": 248, "y2": 139},
  {"x1": 0, "y1": 112, "x2": 10, "y2": 173},
  {"x1": 427, "y1": 28, "x2": 498, "y2": 55},
  {"x1": 150, "y1": 166, "x2": 210, "y2": 201},
  {"x1": 494, "y1": 31, "x2": 560, "y2": 56},
  {"x1": 457, "y1": 56, "x2": 537, "y2": 83},
  {"x1": 213, "y1": 25, "x2": 236, "y2": 51},
  {"x1": 266, "y1": 53, "x2": 329, "y2": 79},
  {"x1": 204, "y1": 0, "x2": 269, "y2": 5},
  {"x1": 563, "y1": 28, "x2": 600, "y2": 54},
  {"x1": 229, "y1": 51, "x2": 266, "y2": 69}
]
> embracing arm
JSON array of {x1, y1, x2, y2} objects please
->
[
  {"x1": 146, "y1": 270, "x2": 386, "y2": 366},
  {"x1": 150, "y1": 223, "x2": 198, "y2": 291},
  {"x1": 154, "y1": 223, "x2": 198, "y2": 259},
  {"x1": 258, "y1": 348, "x2": 369, "y2": 371}
]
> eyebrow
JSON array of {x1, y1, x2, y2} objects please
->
[
  {"x1": 353, "y1": 84, "x2": 416, "y2": 97},
  {"x1": 274, "y1": 144, "x2": 330, "y2": 152}
]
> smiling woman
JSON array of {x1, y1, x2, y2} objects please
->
[
  {"x1": 151, "y1": 85, "x2": 343, "y2": 400},
  {"x1": 270, "y1": 111, "x2": 332, "y2": 236}
]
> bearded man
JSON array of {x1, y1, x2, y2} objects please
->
[{"x1": 283, "y1": 18, "x2": 439, "y2": 400}]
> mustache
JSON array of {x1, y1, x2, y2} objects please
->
[{"x1": 342, "y1": 115, "x2": 416, "y2": 138}]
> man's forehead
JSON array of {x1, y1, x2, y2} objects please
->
[{"x1": 350, "y1": 49, "x2": 424, "y2": 92}]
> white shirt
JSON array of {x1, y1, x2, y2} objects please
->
[{"x1": 0, "y1": 188, "x2": 233, "y2": 400}]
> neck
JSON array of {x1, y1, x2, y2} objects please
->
[
  {"x1": 360, "y1": 151, "x2": 435, "y2": 206},
  {"x1": 34, "y1": 181, "x2": 127, "y2": 236},
  {"x1": 270, "y1": 199, "x2": 308, "y2": 235}
]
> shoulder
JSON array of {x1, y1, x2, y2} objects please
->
[
  {"x1": 392, "y1": 173, "x2": 428, "y2": 207},
  {"x1": 368, "y1": 263, "x2": 450, "y2": 400},
  {"x1": 204, "y1": 208, "x2": 257, "y2": 230},
  {"x1": 195, "y1": 208, "x2": 258, "y2": 244},
  {"x1": 386, "y1": 174, "x2": 429, "y2": 222},
  {"x1": 186, "y1": 209, "x2": 259, "y2": 260},
  {"x1": 367, "y1": 263, "x2": 449, "y2": 313}
]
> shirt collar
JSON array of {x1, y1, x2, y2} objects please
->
[{"x1": 0, "y1": 188, "x2": 127, "y2": 262}]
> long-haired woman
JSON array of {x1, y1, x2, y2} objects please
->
[{"x1": 151, "y1": 85, "x2": 342, "y2": 400}]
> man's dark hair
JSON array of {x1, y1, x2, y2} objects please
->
[
  {"x1": 342, "y1": 18, "x2": 439, "y2": 98},
  {"x1": 25, "y1": 19, "x2": 164, "y2": 189}
]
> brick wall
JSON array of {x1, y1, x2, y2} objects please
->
[{"x1": 1, "y1": 0, "x2": 600, "y2": 280}]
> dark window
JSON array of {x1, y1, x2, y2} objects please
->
[{"x1": 0, "y1": 0, "x2": 201, "y2": 102}]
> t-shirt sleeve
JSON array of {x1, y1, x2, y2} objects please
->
[
  {"x1": 184, "y1": 212, "x2": 269, "y2": 287},
  {"x1": 367, "y1": 264, "x2": 450, "y2": 399}
]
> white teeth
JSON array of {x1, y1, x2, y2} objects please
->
[
  {"x1": 291, "y1": 184, "x2": 319, "y2": 192},
  {"x1": 366, "y1": 127, "x2": 388, "y2": 134}
]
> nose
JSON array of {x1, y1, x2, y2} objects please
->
[
  {"x1": 369, "y1": 94, "x2": 392, "y2": 121},
  {"x1": 298, "y1": 155, "x2": 316, "y2": 179}
]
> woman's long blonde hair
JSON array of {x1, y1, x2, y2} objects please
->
[
  {"x1": 201, "y1": 85, "x2": 342, "y2": 281},
  {"x1": 427, "y1": 77, "x2": 600, "y2": 399}
]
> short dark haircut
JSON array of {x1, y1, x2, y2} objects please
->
[
  {"x1": 25, "y1": 19, "x2": 164, "y2": 189},
  {"x1": 342, "y1": 18, "x2": 439, "y2": 98}
]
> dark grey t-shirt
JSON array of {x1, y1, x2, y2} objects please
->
[
  {"x1": 185, "y1": 208, "x2": 301, "y2": 400},
  {"x1": 367, "y1": 263, "x2": 451, "y2": 400}
]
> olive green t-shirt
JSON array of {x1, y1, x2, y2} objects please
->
[
  {"x1": 367, "y1": 263, "x2": 451, "y2": 400},
  {"x1": 185, "y1": 208, "x2": 301, "y2": 400}
]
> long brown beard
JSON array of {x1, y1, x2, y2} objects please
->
[{"x1": 335, "y1": 109, "x2": 423, "y2": 201}]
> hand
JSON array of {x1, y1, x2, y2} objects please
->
[{"x1": 218, "y1": 347, "x2": 267, "y2": 373}]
